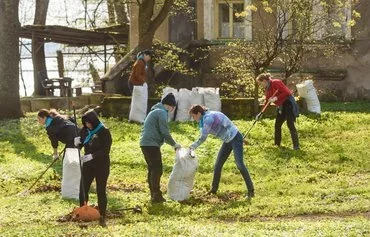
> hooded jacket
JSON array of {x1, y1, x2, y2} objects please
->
[
  {"x1": 46, "y1": 115, "x2": 76, "y2": 148},
  {"x1": 140, "y1": 103, "x2": 176, "y2": 147},
  {"x1": 80, "y1": 110, "x2": 112, "y2": 162}
]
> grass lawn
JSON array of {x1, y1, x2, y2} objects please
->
[{"x1": 0, "y1": 102, "x2": 370, "y2": 236}]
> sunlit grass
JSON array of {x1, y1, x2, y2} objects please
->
[{"x1": 1, "y1": 102, "x2": 370, "y2": 236}]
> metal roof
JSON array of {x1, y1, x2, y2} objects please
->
[{"x1": 19, "y1": 24, "x2": 129, "y2": 46}]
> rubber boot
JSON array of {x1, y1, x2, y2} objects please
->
[
  {"x1": 151, "y1": 192, "x2": 166, "y2": 203},
  {"x1": 99, "y1": 216, "x2": 107, "y2": 228}
]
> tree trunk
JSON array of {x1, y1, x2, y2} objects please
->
[
  {"x1": 138, "y1": 30, "x2": 156, "y2": 51},
  {"x1": 0, "y1": 0, "x2": 22, "y2": 119},
  {"x1": 107, "y1": 0, "x2": 116, "y2": 25},
  {"x1": 137, "y1": 0, "x2": 174, "y2": 50},
  {"x1": 32, "y1": 0, "x2": 49, "y2": 96},
  {"x1": 114, "y1": 0, "x2": 129, "y2": 24}
]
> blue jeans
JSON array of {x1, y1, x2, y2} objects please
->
[{"x1": 211, "y1": 132, "x2": 254, "y2": 193}]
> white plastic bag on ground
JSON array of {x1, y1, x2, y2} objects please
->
[
  {"x1": 176, "y1": 88, "x2": 192, "y2": 121},
  {"x1": 167, "y1": 148, "x2": 198, "y2": 201},
  {"x1": 161, "y1": 87, "x2": 178, "y2": 121},
  {"x1": 61, "y1": 148, "x2": 81, "y2": 199},
  {"x1": 296, "y1": 80, "x2": 321, "y2": 114},
  {"x1": 129, "y1": 83, "x2": 148, "y2": 123}
]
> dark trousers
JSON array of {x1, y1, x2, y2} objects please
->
[
  {"x1": 212, "y1": 132, "x2": 254, "y2": 194},
  {"x1": 275, "y1": 99, "x2": 300, "y2": 149},
  {"x1": 141, "y1": 146, "x2": 163, "y2": 196},
  {"x1": 79, "y1": 160, "x2": 110, "y2": 217}
]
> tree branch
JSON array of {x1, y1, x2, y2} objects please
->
[{"x1": 150, "y1": 0, "x2": 174, "y2": 31}]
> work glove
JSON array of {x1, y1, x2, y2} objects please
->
[
  {"x1": 52, "y1": 153, "x2": 59, "y2": 160},
  {"x1": 81, "y1": 154, "x2": 93, "y2": 163},
  {"x1": 74, "y1": 136, "x2": 81, "y2": 147},
  {"x1": 268, "y1": 96, "x2": 278, "y2": 103},
  {"x1": 174, "y1": 143, "x2": 181, "y2": 150},
  {"x1": 255, "y1": 112, "x2": 263, "y2": 120}
]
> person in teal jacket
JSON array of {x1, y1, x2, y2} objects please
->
[{"x1": 140, "y1": 93, "x2": 181, "y2": 203}]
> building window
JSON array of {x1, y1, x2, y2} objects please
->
[{"x1": 216, "y1": 1, "x2": 245, "y2": 39}]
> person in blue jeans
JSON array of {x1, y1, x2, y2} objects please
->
[{"x1": 189, "y1": 105, "x2": 254, "y2": 199}]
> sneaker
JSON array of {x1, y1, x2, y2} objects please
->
[{"x1": 99, "y1": 216, "x2": 107, "y2": 228}]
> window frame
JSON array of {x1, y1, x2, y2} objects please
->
[{"x1": 214, "y1": 0, "x2": 246, "y2": 39}]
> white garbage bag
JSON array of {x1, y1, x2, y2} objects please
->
[
  {"x1": 176, "y1": 88, "x2": 192, "y2": 121},
  {"x1": 167, "y1": 148, "x2": 198, "y2": 201},
  {"x1": 189, "y1": 89, "x2": 205, "y2": 121},
  {"x1": 129, "y1": 83, "x2": 148, "y2": 123},
  {"x1": 195, "y1": 87, "x2": 221, "y2": 111},
  {"x1": 61, "y1": 148, "x2": 81, "y2": 199},
  {"x1": 296, "y1": 80, "x2": 321, "y2": 114}
]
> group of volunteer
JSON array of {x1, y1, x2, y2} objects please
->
[{"x1": 36, "y1": 50, "x2": 300, "y2": 227}]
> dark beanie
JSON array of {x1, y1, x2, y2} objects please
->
[{"x1": 161, "y1": 93, "x2": 176, "y2": 107}]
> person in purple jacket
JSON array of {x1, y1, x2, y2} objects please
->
[{"x1": 189, "y1": 105, "x2": 254, "y2": 199}]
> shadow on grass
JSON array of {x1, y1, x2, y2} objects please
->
[{"x1": 0, "y1": 118, "x2": 65, "y2": 193}]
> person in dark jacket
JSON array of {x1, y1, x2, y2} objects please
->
[
  {"x1": 256, "y1": 73, "x2": 300, "y2": 150},
  {"x1": 140, "y1": 93, "x2": 181, "y2": 203},
  {"x1": 37, "y1": 109, "x2": 76, "y2": 159},
  {"x1": 128, "y1": 50, "x2": 152, "y2": 94},
  {"x1": 74, "y1": 110, "x2": 112, "y2": 227}
]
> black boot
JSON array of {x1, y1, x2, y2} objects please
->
[
  {"x1": 151, "y1": 192, "x2": 166, "y2": 203},
  {"x1": 99, "y1": 216, "x2": 107, "y2": 228},
  {"x1": 246, "y1": 190, "x2": 255, "y2": 200}
]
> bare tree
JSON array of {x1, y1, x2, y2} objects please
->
[
  {"x1": 32, "y1": 0, "x2": 49, "y2": 96},
  {"x1": 0, "y1": 0, "x2": 22, "y2": 119}
]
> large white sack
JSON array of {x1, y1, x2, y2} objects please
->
[
  {"x1": 189, "y1": 89, "x2": 204, "y2": 121},
  {"x1": 62, "y1": 148, "x2": 81, "y2": 199},
  {"x1": 203, "y1": 88, "x2": 221, "y2": 111},
  {"x1": 161, "y1": 87, "x2": 178, "y2": 121},
  {"x1": 129, "y1": 83, "x2": 148, "y2": 123},
  {"x1": 190, "y1": 88, "x2": 205, "y2": 106},
  {"x1": 176, "y1": 88, "x2": 192, "y2": 121},
  {"x1": 296, "y1": 80, "x2": 321, "y2": 114},
  {"x1": 167, "y1": 148, "x2": 198, "y2": 201},
  {"x1": 194, "y1": 87, "x2": 221, "y2": 111}
]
